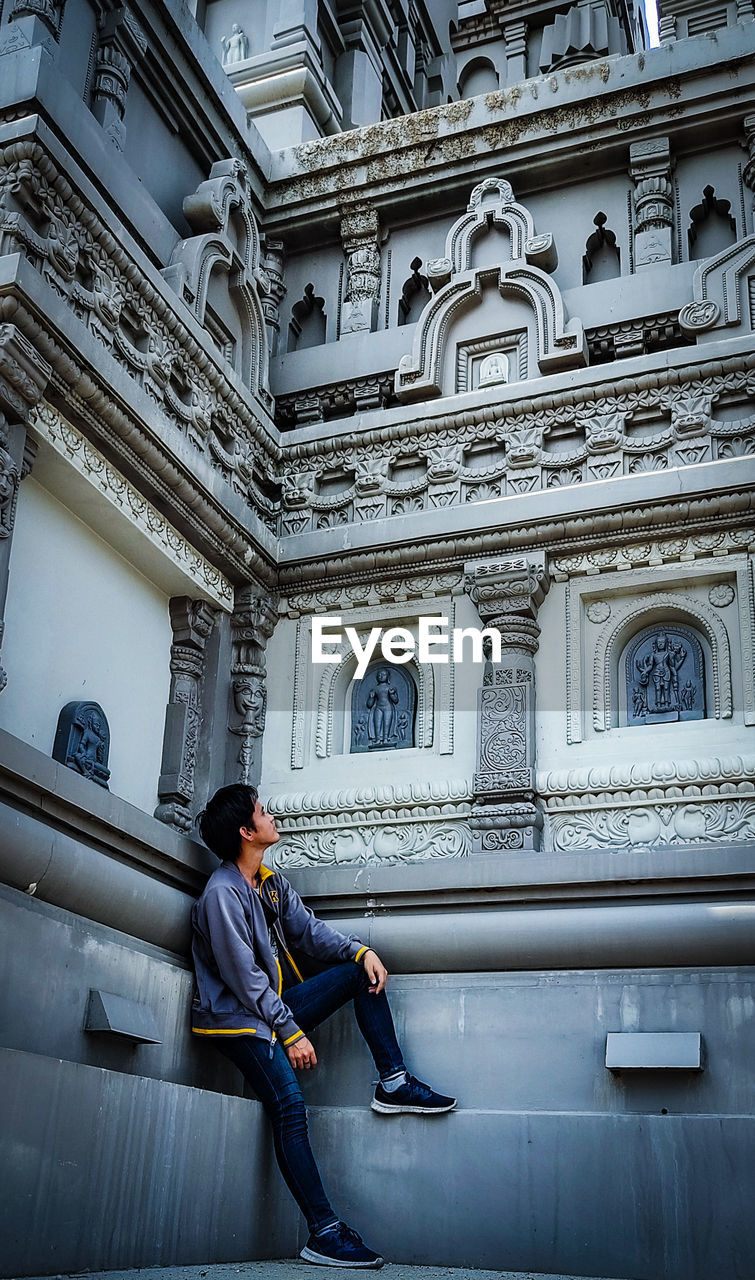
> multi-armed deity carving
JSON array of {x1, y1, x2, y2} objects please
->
[
  {"x1": 228, "y1": 587, "x2": 277, "y2": 784},
  {"x1": 464, "y1": 553, "x2": 550, "y2": 851},
  {"x1": 625, "y1": 625, "x2": 705, "y2": 725}
]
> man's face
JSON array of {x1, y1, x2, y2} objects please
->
[{"x1": 247, "y1": 799, "x2": 279, "y2": 848}]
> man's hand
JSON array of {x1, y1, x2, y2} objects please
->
[
  {"x1": 287, "y1": 1035, "x2": 317, "y2": 1069},
  {"x1": 362, "y1": 948, "x2": 388, "y2": 995}
]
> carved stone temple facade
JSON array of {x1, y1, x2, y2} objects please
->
[{"x1": 0, "y1": 2, "x2": 754, "y2": 1277}]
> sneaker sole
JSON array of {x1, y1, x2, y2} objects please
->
[
  {"x1": 300, "y1": 1245, "x2": 384, "y2": 1268},
  {"x1": 370, "y1": 1099, "x2": 457, "y2": 1114}
]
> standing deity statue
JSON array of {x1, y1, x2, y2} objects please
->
[
  {"x1": 635, "y1": 633, "x2": 687, "y2": 713},
  {"x1": 221, "y1": 24, "x2": 248, "y2": 66},
  {"x1": 366, "y1": 668, "x2": 399, "y2": 747}
]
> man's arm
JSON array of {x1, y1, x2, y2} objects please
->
[{"x1": 277, "y1": 877, "x2": 388, "y2": 994}]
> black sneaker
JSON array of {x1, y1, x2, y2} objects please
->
[
  {"x1": 300, "y1": 1220, "x2": 384, "y2": 1269},
  {"x1": 371, "y1": 1073, "x2": 457, "y2": 1115}
]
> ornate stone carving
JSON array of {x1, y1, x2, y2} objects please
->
[
  {"x1": 629, "y1": 138, "x2": 675, "y2": 269},
  {"x1": 679, "y1": 230, "x2": 755, "y2": 338},
  {"x1": 709, "y1": 583, "x2": 735, "y2": 607},
  {"x1": 261, "y1": 238, "x2": 286, "y2": 355},
  {"x1": 268, "y1": 780, "x2": 471, "y2": 868},
  {"x1": 395, "y1": 177, "x2": 585, "y2": 402},
  {"x1": 547, "y1": 799, "x2": 755, "y2": 852},
  {"x1": 465, "y1": 553, "x2": 550, "y2": 851},
  {"x1": 52, "y1": 701, "x2": 111, "y2": 788},
  {"x1": 162, "y1": 159, "x2": 272, "y2": 410},
  {"x1": 155, "y1": 599, "x2": 217, "y2": 832},
  {"x1": 8, "y1": 0, "x2": 60, "y2": 37},
  {"x1": 91, "y1": 8, "x2": 148, "y2": 152},
  {"x1": 228, "y1": 587, "x2": 277, "y2": 784},
  {"x1": 340, "y1": 203, "x2": 381, "y2": 335},
  {"x1": 0, "y1": 139, "x2": 278, "y2": 517}
]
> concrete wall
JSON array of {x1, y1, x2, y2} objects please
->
[{"x1": 0, "y1": 479, "x2": 172, "y2": 813}]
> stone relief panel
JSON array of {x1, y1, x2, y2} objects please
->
[
  {"x1": 623, "y1": 624, "x2": 706, "y2": 725},
  {"x1": 52, "y1": 700, "x2": 110, "y2": 788},
  {"x1": 350, "y1": 663, "x2": 416, "y2": 753}
]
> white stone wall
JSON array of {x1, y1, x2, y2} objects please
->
[{"x1": 0, "y1": 479, "x2": 172, "y2": 813}]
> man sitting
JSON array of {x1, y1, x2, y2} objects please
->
[{"x1": 191, "y1": 782, "x2": 456, "y2": 1270}]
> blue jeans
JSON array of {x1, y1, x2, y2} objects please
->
[{"x1": 214, "y1": 960, "x2": 405, "y2": 1231}]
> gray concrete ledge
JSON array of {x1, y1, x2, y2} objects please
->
[{"x1": 11, "y1": 1266, "x2": 629, "y2": 1280}]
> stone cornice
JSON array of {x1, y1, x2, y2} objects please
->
[
  {"x1": 264, "y1": 26, "x2": 755, "y2": 232},
  {"x1": 276, "y1": 461, "x2": 755, "y2": 588}
]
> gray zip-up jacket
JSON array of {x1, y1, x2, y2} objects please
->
[{"x1": 191, "y1": 860, "x2": 368, "y2": 1047}]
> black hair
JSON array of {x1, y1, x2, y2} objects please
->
[{"x1": 196, "y1": 783, "x2": 258, "y2": 861}]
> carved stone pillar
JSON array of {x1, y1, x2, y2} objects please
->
[
  {"x1": 228, "y1": 587, "x2": 277, "y2": 786},
  {"x1": 340, "y1": 203, "x2": 381, "y2": 336},
  {"x1": 261, "y1": 238, "x2": 286, "y2": 356},
  {"x1": 741, "y1": 114, "x2": 755, "y2": 229},
  {"x1": 0, "y1": 325, "x2": 51, "y2": 692},
  {"x1": 155, "y1": 598, "x2": 218, "y2": 831},
  {"x1": 503, "y1": 20, "x2": 527, "y2": 84},
  {"x1": 4, "y1": 0, "x2": 61, "y2": 53},
  {"x1": 91, "y1": 7, "x2": 148, "y2": 152},
  {"x1": 465, "y1": 554, "x2": 550, "y2": 853},
  {"x1": 629, "y1": 138, "x2": 675, "y2": 271}
]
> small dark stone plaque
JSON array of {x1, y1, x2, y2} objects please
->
[
  {"x1": 52, "y1": 701, "x2": 111, "y2": 787},
  {"x1": 350, "y1": 664, "x2": 416, "y2": 753}
]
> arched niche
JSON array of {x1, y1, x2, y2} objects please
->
[
  {"x1": 458, "y1": 57, "x2": 500, "y2": 99},
  {"x1": 593, "y1": 595, "x2": 731, "y2": 733},
  {"x1": 288, "y1": 284, "x2": 327, "y2": 351},
  {"x1": 583, "y1": 213, "x2": 621, "y2": 284},
  {"x1": 688, "y1": 186, "x2": 736, "y2": 261},
  {"x1": 316, "y1": 647, "x2": 434, "y2": 759},
  {"x1": 350, "y1": 663, "x2": 417, "y2": 753}
]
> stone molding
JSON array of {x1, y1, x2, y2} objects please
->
[
  {"x1": 277, "y1": 481, "x2": 755, "y2": 595},
  {"x1": 267, "y1": 777, "x2": 473, "y2": 868},
  {"x1": 29, "y1": 403, "x2": 234, "y2": 608},
  {"x1": 546, "y1": 797, "x2": 755, "y2": 852},
  {"x1": 395, "y1": 178, "x2": 585, "y2": 402},
  {"x1": 538, "y1": 751, "x2": 755, "y2": 798},
  {"x1": 279, "y1": 353, "x2": 755, "y2": 536},
  {"x1": 279, "y1": 571, "x2": 463, "y2": 617},
  {"x1": 265, "y1": 25, "x2": 755, "y2": 229},
  {"x1": 0, "y1": 323, "x2": 52, "y2": 423}
]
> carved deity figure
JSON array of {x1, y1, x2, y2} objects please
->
[
  {"x1": 366, "y1": 668, "x2": 399, "y2": 747},
  {"x1": 221, "y1": 24, "x2": 248, "y2": 65},
  {"x1": 232, "y1": 674, "x2": 266, "y2": 735},
  {"x1": 680, "y1": 680, "x2": 697, "y2": 711},
  {"x1": 478, "y1": 352, "x2": 509, "y2": 386},
  {"x1": 635, "y1": 633, "x2": 687, "y2": 713},
  {"x1": 72, "y1": 710, "x2": 106, "y2": 778}
]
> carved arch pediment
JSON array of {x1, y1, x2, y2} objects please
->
[
  {"x1": 395, "y1": 178, "x2": 586, "y2": 402},
  {"x1": 162, "y1": 159, "x2": 271, "y2": 411},
  {"x1": 678, "y1": 232, "x2": 755, "y2": 339}
]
